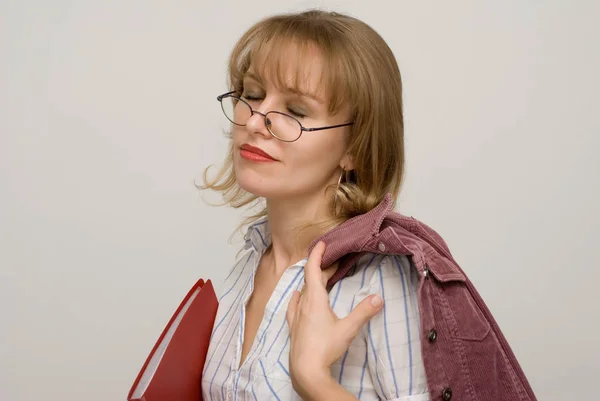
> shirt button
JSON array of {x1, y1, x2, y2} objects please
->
[
  {"x1": 427, "y1": 329, "x2": 437, "y2": 343},
  {"x1": 378, "y1": 242, "x2": 386, "y2": 252},
  {"x1": 442, "y1": 387, "x2": 453, "y2": 400}
]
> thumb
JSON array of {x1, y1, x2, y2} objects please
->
[{"x1": 339, "y1": 294, "x2": 383, "y2": 341}]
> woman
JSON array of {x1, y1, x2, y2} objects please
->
[
  {"x1": 200, "y1": 10, "x2": 424, "y2": 401},
  {"x1": 199, "y1": 9, "x2": 536, "y2": 401}
]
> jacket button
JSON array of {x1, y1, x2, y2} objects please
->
[
  {"x1": 442, "y1": 387, "x2": 453, "y2": 400},
  {"x1": 427, "y1": 329, "x2": 437, "y2": 343},
  {"x1": 378, "y1": 242, "x2": 386, "y2": 252}
]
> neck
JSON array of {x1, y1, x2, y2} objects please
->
[{"x1": 264, "y1": 191, "x2": 333, "y2": 277}]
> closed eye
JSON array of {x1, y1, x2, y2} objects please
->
[
  {"x1": 287, "y1": 108, "x2": 306, "y2": 119},
  {"x1": 242, "y1": 94, "x2": 263, "y2": 102},
  {"x1": 242, "y1": 93, "x2": 307, "y2": 119}
]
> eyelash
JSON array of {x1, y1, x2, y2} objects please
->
[{"x1": 242, "y1": 94, "x2": 307, "y2": 119}]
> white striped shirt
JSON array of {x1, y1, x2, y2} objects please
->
[{"x1": 201, "y1": 217, "x2": 430, "y2": 401}]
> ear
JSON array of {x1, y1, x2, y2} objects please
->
[{"x1": 340, "y1": 152, "x2": 355, "y2": 171}]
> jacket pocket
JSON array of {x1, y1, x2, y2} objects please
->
[{"x1": 437, "y1": 280, "x2": 491, "y2": 341}]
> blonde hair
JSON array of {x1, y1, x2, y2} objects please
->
[{"x1": 198, "y1": 9, "x2": 405, "y2": 243}]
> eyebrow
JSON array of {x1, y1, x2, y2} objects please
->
[{"x1": 244, "y1": 71, "x2": 325, "y2": 104}]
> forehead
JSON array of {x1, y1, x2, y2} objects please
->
[{"x1": 246, "y1": 40, "x2": 329, "y2": 103}]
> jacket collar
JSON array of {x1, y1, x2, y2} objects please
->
[
  {"x1": 308, "y1": 193, "x2": 395, "y2": 266},
  {"x1": 309, "y1": 193, "x2": 466, "y2": 288}
]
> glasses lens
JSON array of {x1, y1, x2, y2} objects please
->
[
  {"x1": 266, "y1": 112, "x2": 302, "y2": 141},
  {"x1": 221, "y1": 96, "x2": 251, "y2": 126}
]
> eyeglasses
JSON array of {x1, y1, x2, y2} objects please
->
[{"x1": 217, "y1": 91, "x2": 354, "y2": 142}]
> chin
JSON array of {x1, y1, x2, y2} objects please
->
[{"x1": 235, "y1": 168, "x2": 275, "y2": 199}]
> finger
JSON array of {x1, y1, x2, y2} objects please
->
[
  {"x1": 339, "y1": 294, "x2": 384, "y2": 341},
  {"x1": 286, "y1": 290, "x2": 301, "y2": 331},
  {"x1": 322, "y1": 264, "x2": 337, "y2": 288},
  {"x1": 304, "y1": 241, "x2": 327, "y2": 289}
]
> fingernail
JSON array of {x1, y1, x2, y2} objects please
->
[{"x1": 370, "y1": 295, "x2": 383, "y2": 308}]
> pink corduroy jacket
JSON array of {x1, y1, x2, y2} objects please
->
[{"x1": 310, "y1": 193, "x2": 537, "y2": 401}]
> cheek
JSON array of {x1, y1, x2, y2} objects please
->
[
  {"x1": 301, "y1": 133, "x2": 346, "y2": 161},
  {"x1": 288, "y1": 136, "x2": 345, "y2": 175}
]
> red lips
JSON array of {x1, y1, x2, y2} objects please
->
[{"x1": 240, "y1": 144, "x2": 277, "y2": 161}]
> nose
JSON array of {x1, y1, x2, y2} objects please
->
[{"x1": 245, "y1": 110, "x2": 273, "y2": 138}]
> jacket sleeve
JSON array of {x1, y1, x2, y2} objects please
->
[{"x1": 362, "y1": 254, "x2": 430, "y2": 400}]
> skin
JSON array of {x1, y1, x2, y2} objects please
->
[
  {"x1": 231, "y1": 47, "x2": 384, "y2": 400},
  {"x1": 286, "y1": 241, "x2": 384, "y2": 401}
]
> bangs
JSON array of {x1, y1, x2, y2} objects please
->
[
  {"x1": 228, "y1": 19, "x2": 352, "y2": 115},
  {"x1": 206, "y1": 10, "x2": 406, "y2": 234}
]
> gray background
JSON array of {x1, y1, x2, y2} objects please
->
[{"x1": 1, "y1": 1, "x2": 599, "y2": 400}]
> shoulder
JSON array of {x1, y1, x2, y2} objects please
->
[
  {"x1": 331, "y1": 253, "x2": 427, "y2": 398},
  {"x1": 344, "y1": 253, "x2": 416, "y2": 289},
  {"x1": 329, "y1": 253, "x2": 418, "y2": 316}
]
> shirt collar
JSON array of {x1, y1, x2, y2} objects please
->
[
  {"x1": 244, "y1": 194, "x2": 396, "y2": 258},
  {"x1": 244, "y1": 216, "x2": 271, "y2": 253}
]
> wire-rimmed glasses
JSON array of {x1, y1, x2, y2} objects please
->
[{"x1": 217, "y1": 91, "x2": 353, "y2": 142}]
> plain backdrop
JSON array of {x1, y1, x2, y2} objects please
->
[{"x1": 1, "y1": 1, "x2": 599, "y2": 400}]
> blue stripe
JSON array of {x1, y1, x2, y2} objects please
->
[
  {"x1": 208, "y1": 315, "x2": 239, "y2": 401},
  {"x1": 250, "y1": 220, "x2": 268, "y2": 230},
  {"x1": 247, "y1": 220, "x2": 268, "y2": 249},
  {"x1": 233, "y1": 305, "x2": 245, "y2": 401},
  {"x1": 266, "y1": 272, "x2": 305, "y2": 357},
  {"x1": 234, "y1": 373, "x2": 241, "y2": 401},
  {"x1": 261, "y1": 268, "x2": 304, "y2": 338},
  {"x1": 367, "y1": 320, "x2": 386, "y2": 396},
  {"x1": 358, "y1": 349, "x2": 369, "y2": 399},
  {"x1": 204, "y1": 273, "x2": 253, "y2": 376},
  {"x1": 209, "y1": 270, "x2": 252, "y2": 351},
  {"x1": 338, "y1": 345, "x2": 350, "y2": 383},
  {"x1": 246, "y1": 334, "x2": 269, "y2": 379},
  {"x1": 224, "y1": 249, "x2": 251, "y2": 282},
  {"x1": 266, "y1": 313, "x2": 289, "y2": 358},
  {"x1": 212, "y1": 257, "x2": 253, "y2": 336},
  {"x1": 244, "y1": 358, "x2": 255, "y2": 397},
  {"x1": 278, "y1": 360, "x2": 290, "y2": 377},
  {"x1": 221, "y1": 366, "x2": 232, "y2": 401},
  {"x1": 231, "y1": 270, "x2": 298, "y2": 394},
  {"x1": 379, "y1": 260, "x2": 399, "y2": 398},
  {"x1": 245, "y1": 337, "x2": 268, "y2": 399},
  {"x1": 394, "y1": 256, "x2": 414, "y2": 394},
  {"x1": 219, "y1": 252, "x2": 253, "y2": 302},
  {"x1": 277, "y1": 334, "x2": 290, "y2": 363},
  {"x1": 239, "y1": 304, "x2": 245, "y2": 351},
  {"x1": 256, "y1": 227, "x2": 267, "y2": 247},
  {"x1": 338, "y1": 254, "x2": 377, "y2": 384},
  {"x1": 241, "y1": 267, "x2": 303, "y2": 379},
  {"x1": 246, "y1": 220, "x2": 267, "y2": 239},
  {"x1": 242, "y1": 268, "x2": 304, "y2": 366},
  {"x1": 251, "y1": 378, "x2": 258, "y2": 401},
  {"x1": 260, "y1": 360, "x2": 282, "y2": 401},
  {"x1": 331, "y1": 279, "x2": 343, "y2": 309}
]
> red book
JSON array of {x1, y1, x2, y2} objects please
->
[{"x1": 128, "y1": 278, "x2": 219, "y2": 401}]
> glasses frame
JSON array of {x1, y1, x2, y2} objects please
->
[{"x1": 217, "y1": 91, "x2": 354, "y2": 143}]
